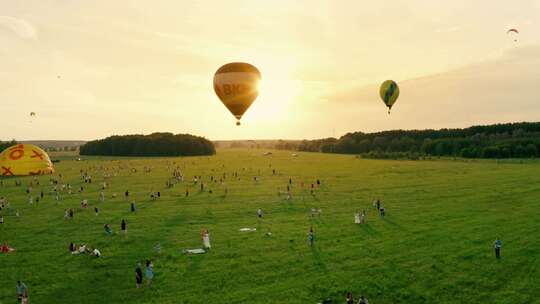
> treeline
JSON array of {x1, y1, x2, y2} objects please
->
[
  {"x1": 293, "y1": 122, "x2": 540, "y2": 159},
  {"x1": 0, "y1": 140, "x2": 17, "y2": 153},
  {"x1": 80, "y1": 133, "x2": 215, "y2": 157},
  {"x1": 46, "y1": 146, "x2": 78, "y2": 152}
]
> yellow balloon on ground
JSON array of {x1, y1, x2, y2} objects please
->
[
  {"x1": 213, "y1": 62, "x2": 261, "y2": 126},
  {"x1": 0, "y1": 144, "x2": 54, "y2": 176},
  {"x1": 379, "y1": 80, "x2": 400, "y2": 114}
]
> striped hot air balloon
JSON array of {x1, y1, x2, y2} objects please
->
[{"x1": 213, "y1": 62, "x2": 261, "y2": 126}]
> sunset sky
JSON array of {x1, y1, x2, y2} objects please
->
[{"x1": 1, "y1": 0, "x2": 540, "y2": 141}]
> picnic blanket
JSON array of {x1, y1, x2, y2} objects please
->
[
  {"x1": 239, "y1": 228, "x2": 257, "y2": 232},
  {"x1": 183, "y1": 248, "x2": 206, "y2": 254}
]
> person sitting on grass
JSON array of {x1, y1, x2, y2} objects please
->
[
  {"x1": 1, "y1": 241, "x2": 15, "y2": 253},
  {"x1": 91, "y1": 248, "x2": 101, "y2": 257},
  {"x1": 358, "y1": 295, "x2": 369, "y2": 304},
  {"x1": 104, "y1": 224, "x2": 113, "y2": 235},
  {"x1": 72, "y1": 244, "x2": 88, "y2": 255},
  {"x1": 69, "y1": 242, "x2": 76, "y2": 253},
  {"x1": 16, "y1": 281, "x2": 28, "y2": 303},
  {"x1": 346, "y1": 292, "x2": 354, "y2": 304}
]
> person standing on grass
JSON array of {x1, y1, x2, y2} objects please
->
[
  {"x1": 121, "y1": 219, "x2": 127, "y2": 234},
  {"x1": 257, "y1": 208, "x2": 263, "y2": 219},
  {"x1": 494, "y1": 238, "x2": 502, "y2": 259},
  {"x1": 201, "y1": 229, "x2": 211, "y2": 250},
  {"x1": 135, "y1": 263, "x2": 143, "y2": 288},
  {"x1": 130, "y1": 201, "x2": 136, "y2": 212},
  {"x1": 16, "y1": 281, "x2": 28, "y2": 303},
  {"x1": 94, "y1": 207, "x2": 99, "y2": 216},
  {"x1": 125, "y1": 190, "x2": 129, "y2": 200},
  {"x1": 308, "y1": 227, "x2": 314, "y2": 247},
  {"x1": 145, "y1": 260, "x2": 154, "y2": 286}
]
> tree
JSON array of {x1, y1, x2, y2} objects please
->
[{"x1": 525, "y1": 144, "x2": 538, "y2": 158}]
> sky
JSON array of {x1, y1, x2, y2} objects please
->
[{"x1": 1, "y1": 0, "x2": 540, "y2": 141}]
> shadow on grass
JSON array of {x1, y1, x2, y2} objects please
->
[
  {"x1": 383, "y1": 217, "x2": 406, "y2": 231},
  {"x1": 310, "y1": 246, "x2": 328, "y2": 273},
  {"x1": 359, "y1": 223, "x2": 378, "y2": 236}
]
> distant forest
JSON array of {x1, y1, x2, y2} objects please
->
[
  {"x1": 80, "y1": 133, "x2": 215, "y2": 157},
  {"x1": 276, "y1": 122, "x2": 540, "y2": 159}
]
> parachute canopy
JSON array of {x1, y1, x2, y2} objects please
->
[
  {"x1": 213, "y1": 62, "x2": 261, "y2": 126},
  {"x1": 379, "y1": 80, "x2": 400, "y2": 114},
  {"x1": 507, "y1": 28, "x2": 519, "y2": 34},
  {"x1": 0, "y1": 144, "x2": 54, "y2": 176},
  {"x1": 507, "y1": 28, "x2": 519, "y2": 42}
]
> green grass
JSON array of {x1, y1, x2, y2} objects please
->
[{"x1": 1, "y1": 149, "x2": 539, "y2": 303}]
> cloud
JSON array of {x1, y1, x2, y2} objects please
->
[{"x1": 0, "y1": 16, "x2": 37, "y2": 40}]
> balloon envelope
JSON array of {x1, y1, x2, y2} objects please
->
[
  {"x1": 379, "y1": 80, "x2": 400, "y2": 112},
  {"x1": 0, "y1": 144, "x2": 54, "y2": 176},
  {"x1": 213, "y1": 62, "x2": 261, "y2": 125}
]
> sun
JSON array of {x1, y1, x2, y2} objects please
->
[{"x1": 248, "y1": 66, "x2": 303, "y2": 122}]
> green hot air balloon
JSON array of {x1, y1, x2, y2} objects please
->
[{"x1": 379, "y1": 80, "x2": 399, "y2": 114}]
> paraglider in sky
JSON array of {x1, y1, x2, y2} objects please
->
[
  {"x1": 213, "y1": 62, "x2": 261, "y2": 126},
  {"x1": 0, "y1": 144, "x2": 54, "y2": 176},
  {"x1": 507, "y1": 28, "x2": 519, "y2": 42},
  {"x1": 379, "y1": 80, "x2": 400, "y2": 114}
]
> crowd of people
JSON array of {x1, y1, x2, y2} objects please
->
[{"x1": 0, "y1": 157, "x2": 507, "y2": 304}]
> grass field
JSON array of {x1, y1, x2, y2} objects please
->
[{"x1": 1, "y1": 149, "x2": 539, "y2": 304}]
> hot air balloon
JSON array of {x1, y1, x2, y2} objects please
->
[
  {"x1": 213, "y1": 62, "x2": 261, "y2": 126},
  {"x1": 0, "y1": 144, "x2": 54, "y2": 176},
  {"x1": 507, "y1": 28, "x2": 519, "y2": 42},
  {"x1": 30, "y1": 112, "x2": 35, "y2": 117},
  {"x1": 379, "y1": 80, "x2": 400, "y2": 114}
]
